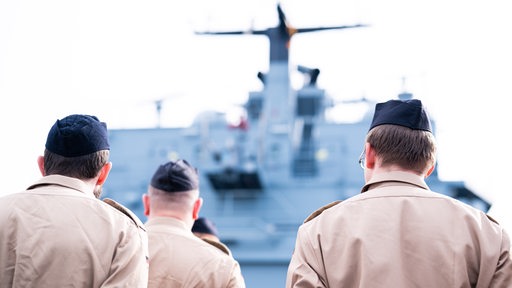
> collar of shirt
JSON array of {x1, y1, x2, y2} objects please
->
[
  {"x1": 361, "y1": 171, "x2": 429, "y2": 193},
  {"x1": 26, "y1": 174, "x2": 95, "y2": 198},
  {"x1": 145, "y1": 217, "x2": 192, "y2": 236}
]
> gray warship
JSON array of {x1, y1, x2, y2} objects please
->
[{"x1": 102, "y1": 4, "x2": 490, "y2": 287}]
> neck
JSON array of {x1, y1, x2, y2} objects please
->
[{"x1": 149, "y1": 211, "x2": 194, "y2": 229}]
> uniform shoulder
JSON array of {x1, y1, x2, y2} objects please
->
[
  {"x1": 103, "y1": 198, "x2": 146, "y2": 230},
  {"x1": 200, "y1": 237, "x2": 232, "y2": 256},
  {"x1": 486, "y1": 213, "x2": 500, "y2": 225},
  {"x1": 303, "y1": 200, "x2": 342, "y2": 223}
]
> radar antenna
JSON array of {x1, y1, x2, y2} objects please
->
[{"x1": 196, "y1": 3, "x2": 369, "y2": 64}]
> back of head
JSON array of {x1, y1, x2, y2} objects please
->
[
  {"x1": 43, "y1": 114, "x2": 110, "y2": 179},
  {"x1": 148, "y1": 159, "x2": 200, "y2": 215},
  {"x1": 367, "y1": 99, "x2": 436, "y2": 174},
  {"x1": 150, "y1": 159, "x2": 199, "y2": 193},
  {"x1": 192, "y1": 217, "x2": 219, "y2": 240}
]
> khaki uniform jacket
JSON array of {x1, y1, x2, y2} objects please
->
[
  {"x1": 286, "y1": 171, "x2": 512, "y2": 288},
  {"x1": 0, "y1": 175, "x2": 149, "y2": 287},
  {"x1": 146, "y1": 217, "x2": 245, "y2": 288}
]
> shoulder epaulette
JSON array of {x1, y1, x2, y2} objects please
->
[
  {"x1": 486, "y1": 213, "x2": 500, "y2": 225},
  {"x1": 303, "y1": 200, "x2": 342, "y2": 223},
  {"x1": 103, "y1": 198, "x2": 146, "y2": 231},
  {"x1": 201, "y1": 237, "x2": 232, "y2": 256}
]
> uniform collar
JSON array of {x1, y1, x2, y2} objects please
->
[
  {"x1": 145, "y1": 217, "x2": 190, "y2": 233},
  {"x1": 27, "y1": 175, "x2": 95, "y2": 197},
  {"x1": 361, "y1": 171, "x2": 429, "y2": 193}
]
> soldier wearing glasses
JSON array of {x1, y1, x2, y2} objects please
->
[{"x1": 286, "y1": 99, "x2": 512, "y2": 287}]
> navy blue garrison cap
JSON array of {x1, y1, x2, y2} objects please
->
[
  {"x1": 45, "y1": 114, "x2": 110, "y2": 157},
  {"x1": 369, "y1": 99, "x2": 432, "y2": 132},
  {"x1": 192, "y1": 217, "x2": 219, "y2": 237},
  {"x1": 150, "y1": 159, "x2": 199, "y2": 193}
]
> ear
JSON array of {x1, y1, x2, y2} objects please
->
[
  {"x1": 142, "y1": 193, "x2": 150, "y2": 216},
  {"x1": 96, "y1": 162, "x2": 112, "y2": 186},
  {"x1": 192, "y1": 197, "x2": 203, "y2": 220},
  {"x1": 37, "y1": 156, "x2": 45, "y2": 176},
  {"x1": 365, "y1": 143, "x2": 376, "y2": 169},
  {"x1": 425, "y1": 162, "x2": 435, "y2": 178}
]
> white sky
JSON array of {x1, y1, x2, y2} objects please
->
[{"x1": 1, "y1": 0, "x2": 511, "y2": 225}]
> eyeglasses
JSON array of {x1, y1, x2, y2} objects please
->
[{"x1": 358, "y1": 149, "x2": 365, "y2": 169}]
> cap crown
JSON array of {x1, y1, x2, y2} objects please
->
[
  {"x1": 45, "y1": 114, "x2": 110, "y2": 157},
  {"x1": 370, "y1": 99, "x2": 432, "y2": 132}
]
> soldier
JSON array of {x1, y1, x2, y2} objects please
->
[
  {"x1": 142, "y1": 159, "x2": 245, "y2": 288},
  {"x1": 286, "y1": 99, "x2": 512, "y2": 287},
  {"x1": 0, "y1": 114, "x2": 149, "y2": 287}
]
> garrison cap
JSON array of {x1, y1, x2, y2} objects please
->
[
  {"x1": 369, "y1": 99, "x2": 432, "y2": 132},
  {"x1": 45, "y1": 114, "x2": 110, "y2": 157},
  {"x1": 192, "y1": 217, "x2": 219, "y2": 237},
  {"x1": 150, "y1": 159, "x2": 199, "y2": 193}
]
